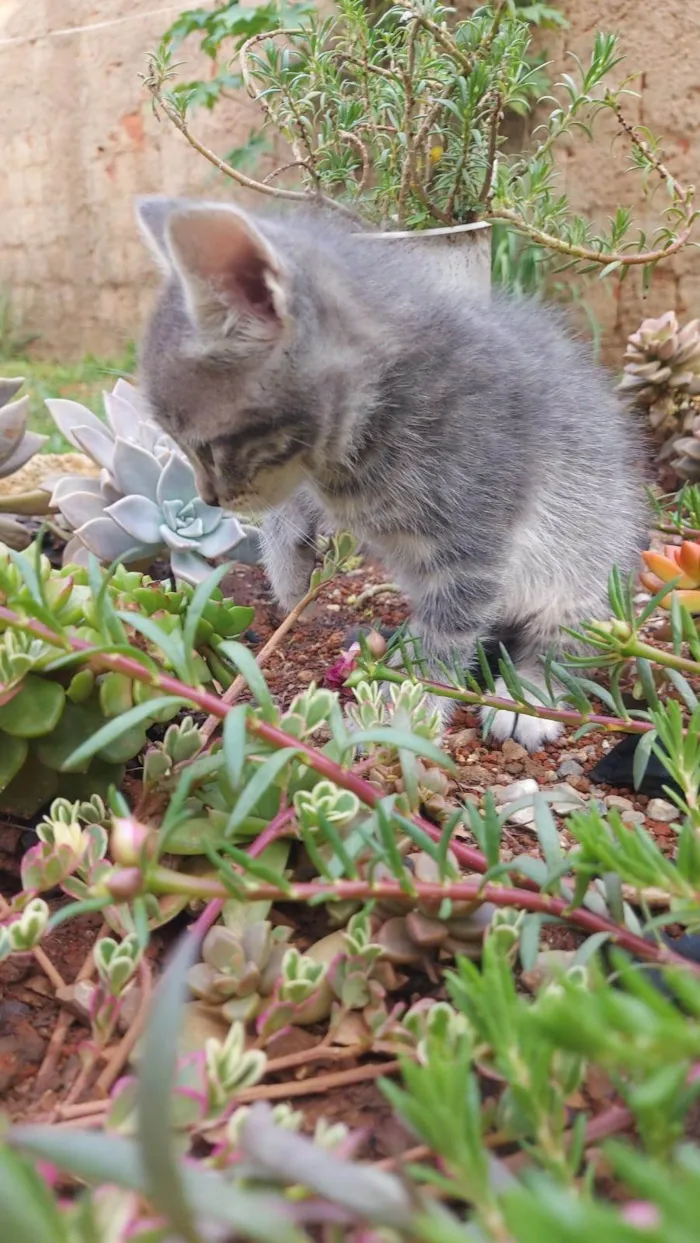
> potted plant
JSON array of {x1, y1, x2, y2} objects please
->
[{"x1": 148, "y1": 0, "x2": 696, "y2": 293}]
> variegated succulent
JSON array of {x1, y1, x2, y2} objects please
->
[
  {"x1": 619, "y1": 311, "x2": 700, "y2": 481},
  {"x1": 44, "y1": 379, "x2": 262, "y2": 583}
]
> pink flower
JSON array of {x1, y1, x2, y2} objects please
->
[{"x1": 324, "y1": 642, "x2": 360, "y2": 690}]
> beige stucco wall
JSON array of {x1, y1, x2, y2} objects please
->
[
  {"x1": 0, "y1": 0, "x2": 697, "y2": 362},
  {"x1": 0, "y1": 0, "x2": 283, "y2": 357}
]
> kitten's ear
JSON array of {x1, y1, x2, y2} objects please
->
[
  {"x1": 136, "y1": 196, "x2": 180, "y2": 271},
  {"x1": 166, "y1": 204, "x2": 287, "y2": 344}
]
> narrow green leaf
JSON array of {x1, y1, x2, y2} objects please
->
[
  {"x1": 519, "y1": 914, "x2": 542, "y2": 971},
  {"x1": 222, "y1": 703, "x2": 250, "y2": 791},
  {"x1": 216, "y1": 640, "x2": 276, "y2": 718},
  {"x1": 533, "y1": 795, "x2": 562, "y2": 869},
  {"x1": 573, "y1": 931, "x2": 611, "y2": 965},
  {"x1": 218, "y1": 840, "x2": 292, "y2": 891},
  {"x1": 116, "y1": 611, "x2": 187, "y2": 679},
  {"x1": 11, "y1": 1128, "x2": 305, "y2": 1243},
  {"x1": 138, "y1": 923, "x2": 202, "y2": 1242},
  {"x1": 376, "y1": 798, "x2": 415, "y2": 892},
  {"x1": 65, "y1": 695, "x2": 186, "y2": 769},
  {"x1": 226, "y1": 747, "x2": 300, "y2": 835},
  {"x1": 349, "y1": 727, "x2": 456, "y2": 772},
  {"x1": 632, "y1": 729, "x2": 657, "y2": 791},
  {"x1": 182, "y1": 563, "x2": 231, "y2": 678},
  {"x1": 48, "y1": 897, "x2": 112, "y2": 931},
  {"x1": 0, "y1": 1147, "x2": 69, "y2": 1243}
]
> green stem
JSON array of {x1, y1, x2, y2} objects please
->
[
  {"x1": 631, "y1": 640, "x2": 700, "y2": 678},
  {"x1": 361, "y1": 664, "x2": 652, "y2": 735}
]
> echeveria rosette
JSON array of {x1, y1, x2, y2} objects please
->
[
  {"x1": 0, "y1": 377, "x2": 47, "y2": 478},
  {"x1": 104, "y1": 452, "x2": 259, "y2": 583},
  {"x1": 44, "y1": 379, "x2": 261, "y2": 584}
]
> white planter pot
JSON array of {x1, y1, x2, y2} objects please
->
[{"x1": 358, "y1": 221, "x2": 492, "y2": 296}]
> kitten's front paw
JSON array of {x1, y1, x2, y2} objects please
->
[{"x1": 480, "y1": 677, "x2": 563, "y2": 752}]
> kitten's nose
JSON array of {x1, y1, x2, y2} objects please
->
[{"x1": 194, "y1": 464, "x2": 219, "y2": 507}]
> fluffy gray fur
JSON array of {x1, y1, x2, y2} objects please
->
[{"x1": 136, "y1": 196, "x2": 646, "y2": 750}]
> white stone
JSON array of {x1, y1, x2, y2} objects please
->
[{"x1": 646, "y1": 798, "x2": 680, "y2": 823}]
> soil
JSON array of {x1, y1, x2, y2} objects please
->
[{"x1": 0, "y1": 553, "x2": 691, "y2": 1162}]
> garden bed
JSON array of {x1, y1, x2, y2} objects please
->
[{"x1": 0, "y1": 552, "x2": 686, "y2": 1144}]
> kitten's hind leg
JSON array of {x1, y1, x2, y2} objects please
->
[
  {"x1": 479, "y1": 620, "x2": 566, "y2": 752},
  {"x1": 260, "y1": 490, "x2": 325, "y2": 612}
]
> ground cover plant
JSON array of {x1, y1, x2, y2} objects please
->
[
  {"x1": 0, "y1": 489, "x2": 700, "y2": 1238},
  {"x1": 2, "y1": 3, "x2": 700, "y2": 1238}
]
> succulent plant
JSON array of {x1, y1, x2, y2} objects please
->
[
  {"x1": 619, "y1": 312, "x2": 700, "y2": 481},
  {"x1": 44, "y1": 378, "x2": 262, "y2": 582},
  {"x1": 0, "y1": 542, "x2": 254, "y2": 815},
  {"x1": 641, "y1": 540, "x2": 700, "y2": 613},
  {"x1": 187, "y1": 919, "x2": 294, "y2": 1024},
  {"x1": 0, "y1": 377, "x2": 48, "y2": 549},
  {"x1": 373, "y1": 851, "x2": 496, "y2": 966}
]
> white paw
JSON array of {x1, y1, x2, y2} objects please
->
[{"x1": 481, "y1": 677, "x2": 563, "y2": 752}]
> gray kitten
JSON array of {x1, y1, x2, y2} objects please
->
[{"x1": 136, "y1": 196, "x2": 645, "y2": 751}]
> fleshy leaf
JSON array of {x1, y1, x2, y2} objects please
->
[
  {"x1": 51, "y1": 475, "x2": 104, "y2": 505},
  {"x1": 72, "y1": 423, "x2": 117, "y2": 473},
  {"x1": 198, "y1": 516, "x2": 246, "y2": 559},
  {"x1": 170, "y1": 548, "x2": 212, "y2": 584},
  {"x1": 157, "y1": 452, "x2": 197, "y2": 507},
  {"x1": 0, "y1": 395, "x2": 30, "y2": 458},
  {"x1": 54, "y1": 489, "x2": 107, "y2": 530},
  {"x1": 75, "y1": 516, "x2": 155, "y2": 563},
  {"x1": 112, "y1": 439, "x2": 162, "y2": 499},
  {"x1": 106, "y1": 495, "x2": 164, "y2": 545},
  {"x1": 0, "y1": 675, "x2": 66, "y2": 738},
  {"x1": 44, "y1": 398, "x2": 108, "y2": 451}
]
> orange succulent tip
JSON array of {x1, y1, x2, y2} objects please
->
[
  {"x1": 641, "y1": 549, "x2": 697, "y2": 589},
  {"x1": 677, "y1": 540, "x2": 700, "y2": 583},
  {"x1": 674, "y1": 589, "x2": 700, "y2": 615}
]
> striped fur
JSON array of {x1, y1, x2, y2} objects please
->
[{"x1": 136, "y1": 198, "x2": 647, "y2": 750}]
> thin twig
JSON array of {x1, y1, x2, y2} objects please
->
[
  {"x1": 233, "y1": 1058, "x2": 401, "y2": 1104},
  {"x1": 36, "y1": 921, "x2": 109, "y2": 1100},
  {"x1": 340, "y1": 130, "x2": 371, "y2": 195},
  {"x1": 93, "y1": 958, "x2": 153, "y2": 1097},
  {"x1": 145, "y1": 69, "x2": 361, "y2": 224},
  {"x1": 477, "y1": 90, "x2": 502, "y2": 205},
  {"x1": 199, "y1": 578, "x2": 324, "y2": 745},
  {"x1": 489, "y1": 207, "x2": 694, "y2": 268}
]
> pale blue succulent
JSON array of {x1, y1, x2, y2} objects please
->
[
  {"x1": 0, "y1": 377, "x2": 47, "y2": 477},
  {"x1": 44, "y1": 379, "x2": 261, "y2": 584}
]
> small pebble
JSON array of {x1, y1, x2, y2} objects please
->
[
  {"x1": 450, "y1": 727, "x2": 478, "y2": 749},
  {"x1": 55, "y1": 980, "x2": 97, "y2": 1023},
  {"x1": 521, "y1": 950, "x2": 577, "y2": 993},
  {"x1": 557, "y1": 758, "x2": 584, "y2": 778},
  {"x1": 497, "y1": 778, "x2": 539, "y2": 803},
  {"x1": 548, "y1": 782, "x2": 587, "y2": 813},
  {"x1": 604, "y1": 795, "x2": 634, "y2": 812},
  {"x1": 621, "y1": 809, "x2": 646, "y2": 827},
  {"x1": 494, "y1": 777, "x2": 538, "y2": 826},
  {"x1": 646, "y1": 798, "x2": 680, "y2": 823},
  {"x1": 501, "y1": 739, "x2": 528, "y2": 763}
]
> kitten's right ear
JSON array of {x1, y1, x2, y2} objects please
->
[{"x1": 136, "y1": 196, "x2": 180, "y2": 271}]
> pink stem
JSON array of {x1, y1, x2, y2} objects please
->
[{"x1": 146, "y1": 867, "x2": 699, "y2": 974}]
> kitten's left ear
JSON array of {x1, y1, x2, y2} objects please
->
[
  {"x1": 166, "y1": 204, "x2": 288, "y2": 345},
  {"x1": 136, "y1": 196, "x2": 180, "y2": 271}
]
